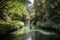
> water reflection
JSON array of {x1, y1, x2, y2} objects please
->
[{"x1": 26, "y1": 34, "x2": 32, "y2": 40}]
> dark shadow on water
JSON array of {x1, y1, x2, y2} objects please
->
[{"x1": 0, "y1": 34, "x2": 26, "y2": 40}]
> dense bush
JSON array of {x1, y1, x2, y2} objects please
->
[{"x1": 0, "y1": 20, "x2": 24, "y2": 34}]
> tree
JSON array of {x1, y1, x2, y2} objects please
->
[
  {"x1": 34, "y1": 0, "x2": 60, "y2": 28},
  {"x1": 34, "y1": 0, "x2": 60, "y2": 40},
  {"x1": 0, "y1": 0, "x2": 29, "y2": 22},
  {"x1": 0, "y1": 0, "x2": 28, "y2": 40}
]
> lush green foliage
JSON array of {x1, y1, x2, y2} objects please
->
[
  {"x1": 0, "y1": 20, "x2": 24, "y2": 34},
  {"x1": 34, "y1": 0, "x2": 60, "y2": 40},
  {"x1": 0, "y1": 0, "x2": 28, "y2": 35},
  {"x1": 34, "y1": 0, "x2": 60, "y2": 25},
  {"x1": 0, "y1": 0, "x2": 28, "y2": 22}
]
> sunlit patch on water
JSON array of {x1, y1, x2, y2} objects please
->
[{"x1": 39, "y1": 29, "x2": 56, "y2": 35}]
